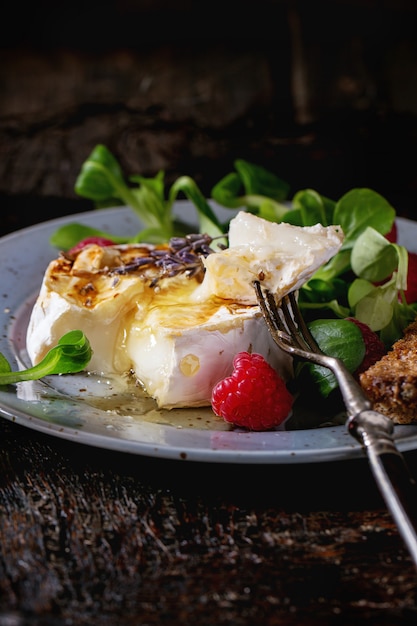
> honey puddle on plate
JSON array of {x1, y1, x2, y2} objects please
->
[{"x1": 76, "y1": 373, "x2": 231, "y2": 431}]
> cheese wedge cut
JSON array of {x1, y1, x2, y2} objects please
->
[
  {"x1": 196, "y1": 212, "x2": 345, "y2": 304},
  {"x1": 26, "y1": 211, "x2": 344, "y2": 408}
]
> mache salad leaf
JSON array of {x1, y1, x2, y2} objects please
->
[
  {"x1": 45, "y1": 147, "x2": 417, "y2": 403},
  {"x1": 50, "y1": 145, "x2": 224, "y2": 249},
  {"x1": 0, "y1": 331, "x2": 92, "y2": 385}
]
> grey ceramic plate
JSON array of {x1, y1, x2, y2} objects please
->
[{"x1": 1, "y1": 203, "x2": 417, "y2": 463}]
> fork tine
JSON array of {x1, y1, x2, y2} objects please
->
[
  {"x1": 254, "y1": 280, "x2": 316, "y2": 355},
  {"x1": 279, "y1": 293, "x2": 312, "y2": 353},
  {"x1": 254, "y1": 281, "x2": 308, "y2": 358},
  {"x1": 284, "y1": 291, "x2": 323, "y2": 355},
  {"x1": 254, "y1": 279, "x2": 374, "y2": 404},
  {"x1": 254, "y1": 280, "x2": 330, "y2": 367},
  {"x1": 253, "y1": 280, "x2": 286, "y2": 346}
]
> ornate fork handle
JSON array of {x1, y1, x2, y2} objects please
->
[
  {"x1": 314, "y1": 354, "x2": 417, "y2": 565},
  {"x1": 349, "y1": 408, "x2": 417, "y2": 566},
  {"x1": 254, "y1": 281, "x2": 417, "y2": 569}
]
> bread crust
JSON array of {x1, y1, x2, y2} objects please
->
[{"x1": 360, "y1": 320, "x2": 417, "y2": 424}]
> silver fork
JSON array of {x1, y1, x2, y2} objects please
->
[{"x1": 254, "y1": 280, "x2": 417, "y2": 569}]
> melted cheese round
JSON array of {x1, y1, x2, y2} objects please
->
[{"x1": 26, "y1": 212, "x2": 344, "y2": 409}]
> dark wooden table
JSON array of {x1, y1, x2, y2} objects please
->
[
  {"x1": 2, "y1": 2, "x2": 417, "y2": 622},
  {"x1": 2, "y1": 417, "x2": 417, "y2": 625}
]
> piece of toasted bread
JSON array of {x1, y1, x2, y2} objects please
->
[{"x1": 359, "y1": 320, "x2": 417, "y2": 424}]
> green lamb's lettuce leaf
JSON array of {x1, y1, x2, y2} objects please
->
[
  {"x1": 282, "y1": 189, "x2": 335, "y2": 227},
  {"x1": 45, "y1": 147, "x2": 417, "y2": 401},
  {"x1": 51, "y1": 145, "x2": 226, "y2": 250},
  {"x1": 73, "y1": 145, "x2": 174, "y2": 242},
  {"x1": 301, "y1": 319, "x2": 366, "y2": 397},
  {"x1": 49, "y1": 223, "x2": 129, "y2": 250},
  {"x1": 309, "y1": 188, "x2": 396, "y2": 284},
  {"x1": 347, "y1": 227, "x2": 416, "y2": 345},
  {"x1": 350, "y1": 227, "x2": 400, "y2": 283},
  {"x1": 74, "y1": 144, "x2": 127, "y2": 203},
  {"x1": 333, "y1": 188, "x2": 395, "y2": 249},
  {"x1": 0, "y1": 331, "x2": 92, "y2": 385},
  {"x1": 0, "y1": 352, "x2": 11, "y2": 376},
  {"x1": 168, "y1": 176, "x2": 225, "y2": 240},
  {"x1": 351, "y1": 278, "x2": 399, "y2": 332},
  {"x1": 210, "y1": 159, "x2": 291, "y2": 221}
]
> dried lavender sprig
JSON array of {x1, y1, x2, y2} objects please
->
[{"x1": 109, "y1": 233, "x2": 227, "y2": 284}]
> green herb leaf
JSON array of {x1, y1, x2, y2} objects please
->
[
  {"x1": 309, "y1": 189, "x2": 396, "y2": 285},
  {"x1": 0, "y1": 331, "x2": 92, "y2": 385},
  {"x1": 350, "y1": 227, "x2": 399, "y2": 282},
  {"x1": 53, "y1": 147, "x2": 414, "y2": 364},
  {"x1": 0, "y1": 352, "x2": 12, "y2": 375},
  {"x1": 49, "y1": 223, "x2": 127, "y2": 250},
  {"x1": 289, "y1": 189, "x2": 335, "y2": 227},
  {"x1": 334, "y1": 188, "x2": 395, "y2": 249},
  {"x1": 74, "y1": 145, "x2": 173, "y2": 242},
  {"x1": 75, "y1": 144, "x2": 129, "y2": 203},
  {"x1": 304, "y1": 319, "x2": 365, "y2": 397},
  {"x1": 169, "y1": 176, "x2": 225, "y2": 239},
  {"x1": 211, "y1": 159, "x2": 290, "y2": 220},
  {"x1": 64, "y1": 145, "x2": 230, "y2": 249},
  {"x1": 353, "y1": 281, "x2": 397, "y2": 332}
]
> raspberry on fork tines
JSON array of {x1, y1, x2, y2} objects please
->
[{"x1": 211, "y1": 351, "x2": 293, "y2": 431}]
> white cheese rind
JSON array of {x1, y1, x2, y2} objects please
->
[
  {"x1": 26, "y1": 259, "x2": 148, "y2": 374},
  {"x1": 126, "y1": 307, "x2": 292, "y2": 408},
  {"x1": 26, "y1": 254, "x2": 293, "y2": 409},
  {"x1": 26, "y1": 286, "x2": 132, "y2": 374}
]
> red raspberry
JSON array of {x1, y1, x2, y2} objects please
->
[
  {"x1": 211, "y1": 352, "x2": 293, "y2": 431},
  {"x1": 373, "y1": 242, "x2": 417, "y2": 304},
  {"x1": 68, "y1": 236, "x2": 115, "y2": 256},
  {"x1": 346, "y1": 317, "x2": 386, "y2": 375},
  {"x1": 382, "y1": 222, "x2": 417, "y2": 304},
  {"x1": 385, "y1": 222, "x2": 397, "y2": 243},
  {"x1": 404, "y1": 251, "x2": 417, "y2": 304}
]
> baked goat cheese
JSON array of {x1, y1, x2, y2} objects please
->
[{"x1": 26, "y1": 211, "x2": 344, "y2": 408}]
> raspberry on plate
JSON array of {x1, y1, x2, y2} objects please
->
[
  {"x1": 404, "y1": 251, "x2": 417, "y2": 304},
  {"x1": 346, "y1": 317, "x2": 386, "y2": 375},
  {"x1": 68, "y1": 236, "x2": 115, "y2": 256},
  {"x1": 211, "y1": 351, "x2": 293, "y2": 431}
]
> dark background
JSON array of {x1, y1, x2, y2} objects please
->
[{"x1": 2, "y1": 0, "x2": 417, "y2": 236}]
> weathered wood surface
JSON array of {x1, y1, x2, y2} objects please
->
[{"x1": 1, "y1": 417, "x2": 417, "y2": 625}]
